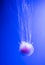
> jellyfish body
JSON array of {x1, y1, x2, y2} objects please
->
[
  {"x1": 19, "y1": 41, "x2": 34, "y2": 56},
  {"x1": 16, "y1": 0, "x2": 34, "y2": 56}
]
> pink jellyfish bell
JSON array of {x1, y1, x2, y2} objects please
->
[{"x1": 19, "y1": 41, "x2": 34, "y2": 56}]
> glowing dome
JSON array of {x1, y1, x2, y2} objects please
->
[{"x1": 19, "y1": 41, "x2": 34, "y2": 56}]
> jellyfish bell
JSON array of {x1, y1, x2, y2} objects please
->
[{"x1": 19, "y1": 41, "x2": 34, "y2": 56}]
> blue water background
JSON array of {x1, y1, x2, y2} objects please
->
[{"x1": 0, "y1": 0, "x2": 45, "y2": 65}]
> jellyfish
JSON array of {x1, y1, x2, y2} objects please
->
[
  {"x1": 16, "y1": 0, "x2": 34, "y2": 56},
  {"x1": 19, "y1": 41, "x2": 34, "y2": 56}
]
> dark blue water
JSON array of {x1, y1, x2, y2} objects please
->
[{"x1": 0, "y1": 0, "x2": 45, "y2": 65}]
